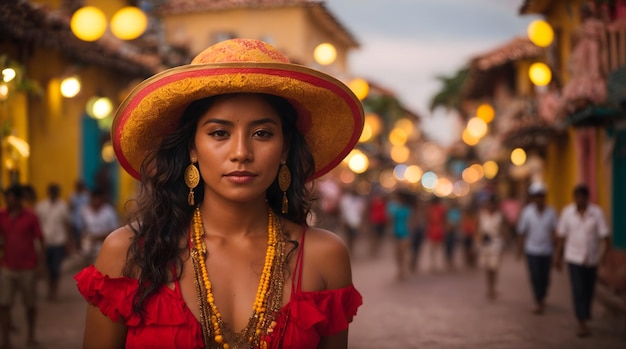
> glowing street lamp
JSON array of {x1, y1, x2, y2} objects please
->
[
  {"x1": 348, "y1": 150, "x2": 369, "y2": 174},
  {"x1": 467, "y1": 117, "x2": 488, "y2": 139},
  {"x1": 462, "y1": 129, "x2": 480, "y2": 146},
  {"x1": 349, "y1": 78, "x2": 369, "y2": 101},
  {"x1": 71, "y1": 7, "x2": 107, "y2": 42},
  {"x1": 60, "y1": 76, "x2": 81, "y2": 98},
  {"x1": 2, "y1": 68, "x2": 16, "y2": 83},
  {"x1": 529, "y1": 62, "x2": 552, "y2": 86},
  {"x1": 111, "y1": 7, "x2": 148, "y2": 40},
  {"x1": 527, "y1": 19, "x2": 554, "y2": 48},
  {"x1": 476, "y1": 103, "x2": 495, "y2": 124},
  {"x1": 511, "y1": 148, "x2": 527, "y2": 166},
  {"x1": 483, "y1": 160, "x2": 499, "y2": 179},
  {"x1": 313, "y1": 43, "x2": 337, "y2": 65}
]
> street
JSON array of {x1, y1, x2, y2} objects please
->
[{"x1": 3, "y1": 236, "x2": 625, "y2": 349}]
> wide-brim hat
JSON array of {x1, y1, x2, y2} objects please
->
[{"x1": 112, "y1": 38, "x2": 364, "y2": 180}]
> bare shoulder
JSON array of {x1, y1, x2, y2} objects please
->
[
  {"x1": 304, "y1": 227, "x2": 353, "y2": 290},
  {"x1": 93, "y1": 226, "x2": 135, "y2": 278}
]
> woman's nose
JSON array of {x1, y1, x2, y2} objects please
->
[{"x1": 230, "y1": 132, "x2": 253, "y2": 162}]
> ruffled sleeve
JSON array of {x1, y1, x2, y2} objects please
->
[
  {"x1": 314, "y1": 284, "x2": 362, "y2": 336},
  {"x1": 273, "y1": 284, "x2": 362, "y2": 348},
  {"x1": 74, "y1": 265, "x2": 138, "y2": 323}
]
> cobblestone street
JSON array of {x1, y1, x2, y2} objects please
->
[
  {"x1": 348, "y1": 236, "x2": 626, "y2": 349},
  {"x1": 3, "y1": 237, "x2": 625, "y2": 348}
]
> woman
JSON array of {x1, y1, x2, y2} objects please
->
[
  {"x1": 74, "y1": 39, "x2": 363, "y2": 349},
  {"x1": 477, "y1": 194, "x2": 506, "y2": 300},
  {"x1": 387, "y1": 191, "x2": 414, "y2": 281}
]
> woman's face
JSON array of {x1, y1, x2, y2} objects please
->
[{"x1": 190, "y1": 94, "x2": 287, "y2": 204}]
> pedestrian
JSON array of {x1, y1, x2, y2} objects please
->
[
  {"x1": 516, "y1": 182, "x2": 558, "y2": 315},
  {"x1": 477, "y1": 194, "x2": 506, "y2": 300},
  {"x1": 0, "y1": 185, "x2": 44, "y2": 348},
  {"x1": 444, "y1": 200, "x2": 461, "y2": 270},
  {"x1": 460, "y1": 205, "x2": 478, "y2": 268},
  {"x1": 69, "y1": 180, "x2": 90, "y2": 250},
  {"x1": 387, "y1": 191, "x2": 414, "y2": 280},
  {"x1": 426, "y1": 196, "x2": 446, "y2": 272},
  {"x1": 409, "y1": 199, "x2": 426, "y2": 274},
  {"x1": 79, "y1": 188, "x2": 119, "y2": 265},
  {"x1": 554, "y1": 184, "x2": 610, "y2": 337},
  {"x1": 339, "y1": 187, "x2": 366, "y2": 253},
  {"x1": 74, "y1": 38, "x2": 363, "y2": 348},
  {"x1": 367, "y1": 191, "x2": 388, "y2": 257},
  {"x1": 35, "y1": 183, "x2": 72, "y2": 301}
]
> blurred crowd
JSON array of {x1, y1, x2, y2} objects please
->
[
  {"x1": 313, "y1": 179, "x2": 610, "y2": 338},
  {"x1": 0, "y1": 180, "x2": 120, "y2": 347}
]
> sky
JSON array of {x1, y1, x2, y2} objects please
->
[{"x1": 324, "y1": 0, "x2": 540, "y2": 146}]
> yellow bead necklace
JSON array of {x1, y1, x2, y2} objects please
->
[{"x1": 191, "y1": 207, "x2": 285, "y2": 349}]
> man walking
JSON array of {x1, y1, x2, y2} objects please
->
[
  {"x1": 554, "y1": 184, "x2": 610, "y2": 337},
  {"x1": 0, "y1": 185, "x2": 45, "y2": 348},
  {"x1": 35, "y1": 183, "x2": 71, "y2": 301},
  {"x1": 517, "y1": 182, "x2": 558, "y2": 315}
]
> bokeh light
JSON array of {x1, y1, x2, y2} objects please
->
[
  {"x1": 348, "y1": 150, "x2": 369, "y2": 173},
  {"x1": 390, "y1": 145, "x2": 410, "y2": 163},
  {"x1": 379, "y1": 169, "x2": 397, "y2": 191},
  {"x1": 313, "y1": 43, "x2": 337, "y2": 65},
  {"x1": 111, "y1": 7, "x2": 148, "y2": 40},
  {"x1": 101, "y1": 141, "x2": 116, "y2": 163},
  {"x1": 434, "y1": 178, "x2": 453, "y2": 197},
  {"x1": 511, "y1": 148, "x2": 527, "y2": 166},
  {"x1": 60, "y1": 76, "x2": 81, "y2": 98},
  {"x1": 404, "y1": 165, "x2": 423, "y2": 184},
  {"x1": 453, "y1": 180, "x2": 470, "y2": 197},
  {"x1": 476, "y1": 103, "x2": 495, "y2": 123},
  {"x1": 339, "y1": 168, "x2": 355, "y2": 184},
  {"x1": 421, "y1": 171, "x2": 438, "y2": 190},
  {"x1": 467, "y1": 117, "x2": 488, "y2": 139},
  {"x1": 2, "y1": 68, "x2": 16, "y2": 83},
  {"x1": 529, "y1": 62, "x2": 552, "y2": 86},
  {"x1": 393, "y1": 164, "x2": 408, "y2": 180},
  {"x1": 483, "y1": 160, "x2": 499, "y2": 179},
  {"x1": 394, "y1": 118, "x2": 414, "y2": 135},
  {"x1": 87, "y1": 97, "x2": 113, "y2": 120},
  {"x1": 527, "y1": 19, "x2": 554, "y2": 47},
  {"x1": 349, "y1": 78, "x2": 369, "y2": 100},
  {"x1": 462, "y1": 129, "x2": 480, "y2": 146},
  {"x1": 389, "y1": 128, "x2": 408, "y2": 146},
  {"x1": 462, "y1": 166, "x2": 481, "y2": 184},
  {"x1": 71, "y1": 7, "x2": 107, "y2": 42},
  {"x1": 358, "y1": 123, "x2": 373, "y2": 143}
]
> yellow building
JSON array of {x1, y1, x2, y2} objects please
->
[
  {"x1": 0, "y1": 0, "x2": 360, "y2": 216},
  {"x1": 0, "y1": 0, "x2": 164, "y2": 209},
  {"x1": 156, "y1": 0, "x2": 359, "y2": 77}
]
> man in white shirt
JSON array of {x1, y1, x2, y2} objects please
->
[
  {"x1": 517, "y1": 182, "x2": 558, "y2": 315},
  {"x1": 80, "y1": 188, "x2": 119, "y2": 264},
  {"x1": 555, "y1": 184, "x2": 610, "y2": 337},
  {"x1": 338, "y1": 188, "x2": 365, "y2": 253},
  {"x1": 35, "y1": 183, "x2": 71, "y2": 301}
]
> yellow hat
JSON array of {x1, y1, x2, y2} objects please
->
[{"x1": 112, "y1": 38, "x2": 364, "y2": 180}]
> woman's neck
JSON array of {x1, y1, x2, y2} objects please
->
[{"x1": 198, "y1": 196, "x2": 269, "y2": 238}]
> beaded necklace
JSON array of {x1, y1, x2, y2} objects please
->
[{"x1": 190, "y1": 207, "x2": 286, "y2": 349}]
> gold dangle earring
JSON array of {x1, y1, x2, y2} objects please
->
[
  {"x1": 185, "y1": 161, "x2": 200, "y2": 206},
  {"x1": 278, "y1": 162, "x2": 291, "y2": 214}
]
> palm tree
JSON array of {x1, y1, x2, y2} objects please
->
[{"x1": 429, "y1": 66, "x2": 469, "y2": 114}]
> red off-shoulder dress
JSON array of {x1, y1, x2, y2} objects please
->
[{"x1": 75, "y1": 229, "x2": 362, "y2": 348}]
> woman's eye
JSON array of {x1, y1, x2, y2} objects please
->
[
  {"x1": 209, "y1": 130, "x2": 229, "y2": 138},
  {"x1": 254, "y1": 130, "x2": 273, "y2": 138}
]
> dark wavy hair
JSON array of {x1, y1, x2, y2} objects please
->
[{"x1": 123, "y1": 93, "x2": 315, "y2": 317}]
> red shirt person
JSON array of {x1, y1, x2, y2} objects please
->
[{"x1": 0, "y1": 185, "x2": 44, "y2": 348}]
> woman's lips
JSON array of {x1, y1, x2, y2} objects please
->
[{"x1": 224, "y1": 171, "x2": 257, "y2": 184}]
